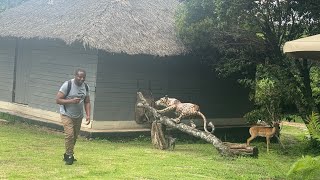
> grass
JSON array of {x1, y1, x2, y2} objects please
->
[{"x1": 0, "y1": 122, "x2": 318, "y2": 180}]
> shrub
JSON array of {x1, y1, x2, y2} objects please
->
[{"x1": 287, "y1": 156, "x2": 320, "y2": 180}]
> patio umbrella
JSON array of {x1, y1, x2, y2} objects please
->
[{"x1": 283, "y1": 34, "x2": 320, "y2": 60}]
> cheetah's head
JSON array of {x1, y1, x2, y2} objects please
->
[{"x1": 155, "y1": 95, "x2": 180, "y2": 107}]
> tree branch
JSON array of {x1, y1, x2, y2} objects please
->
[{"x1": 136, "y1": 92, "x2": 258, "y2": 157}]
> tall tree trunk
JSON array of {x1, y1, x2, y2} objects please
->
[{"x1": 295, "y1": 59, "x2": 318, "y2": 124}]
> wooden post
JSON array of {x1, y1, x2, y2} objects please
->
[{"x1": 151, "y1": 122, "x2": 175, "y2": 150}]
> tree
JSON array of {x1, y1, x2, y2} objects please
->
[{"x1": 175, "y1": 0, "x2": 320, "y2": 124}]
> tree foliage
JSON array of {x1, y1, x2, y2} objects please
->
[{"x1": 176, "y1": 0, "x2": 320, "y2": 124}]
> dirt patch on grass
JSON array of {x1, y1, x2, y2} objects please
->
[{"x1": 282, "y1": 121, "x2": 307, "y2": 131}]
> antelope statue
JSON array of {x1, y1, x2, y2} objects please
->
[{"x1": 246, "y1": 121, "x2": 284, "y2": 152}]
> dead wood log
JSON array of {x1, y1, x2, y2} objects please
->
[
  {"x1": 223, "y1": 142, "x2": 249, "y2": 149},
  {"x1": 136, "y1": 92, "x2": 258, "y2": 157},
  {"x1": 223, "y1": 142, "x2": 258, "y2": 157}
]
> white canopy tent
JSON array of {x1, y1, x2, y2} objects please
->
[{"x1": 283, "y1": 34, "x2": 320, "y2": 60}]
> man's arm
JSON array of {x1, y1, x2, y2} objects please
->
[
  {"x1": 84, "y1": 96, "x2": 91, "y2": 125},
  {"x1": 55, "y1": 91, "x2": 80, "y2": 105}
]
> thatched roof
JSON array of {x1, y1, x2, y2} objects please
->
[{"x1": 0, "y1": 0, "x2": 187, "y2": 56}]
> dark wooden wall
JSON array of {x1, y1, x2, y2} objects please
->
[
  {"x1": 0, "y1": 38, "x2": 15, "y2": 102},
  {"x1": 94, "y1": 52, "x2": 168, "y2": 121},
  {"x1": 0, "y1": 38, "x2": 252, "y2": 127},
  {"x1": 0, "y1": 38, "x2": 98, "y2": 115},
  {"x1": 94, "y1": 52, "x2": 252, "y2": 122}
]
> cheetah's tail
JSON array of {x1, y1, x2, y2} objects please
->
[{"x1": 197, "y1": 111, "x2": 210, "y2": 133}]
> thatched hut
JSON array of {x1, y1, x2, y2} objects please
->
[{"x1": 0, "y1": 0, "x2": 251, "y2": 132}]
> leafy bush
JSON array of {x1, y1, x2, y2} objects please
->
[
  {"x1": 244, "y1": 68, "x2": 283, "y2": 124},
  {"x1": 244, "y1": 109, "x2": 267, "y2": 124},
  {"x1": 287, "y1": 156, "x2": 320, "y2": 180}
]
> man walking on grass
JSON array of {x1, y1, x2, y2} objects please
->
[{"x1": 56, "y1": 68, "x2": 91, "y2": 165}]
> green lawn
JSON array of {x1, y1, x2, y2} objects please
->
[{"x1": 0, "y1": 122, "x2": 316, "y2": 180}]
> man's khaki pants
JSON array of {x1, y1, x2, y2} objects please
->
[{"x1": 61, "y1": 115, "x2": 82, "y2": 155}]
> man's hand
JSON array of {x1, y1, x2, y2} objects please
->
[
  {"x1": 70, "y1": 97, "x2": 81, "y2": 104},
  {"x1": 84, "y1": 116, "x2": 90, "y2": 125}
]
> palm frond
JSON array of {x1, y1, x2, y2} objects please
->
[{"x1": 307, "y1": 112, "x2": 320, "y2": 140}]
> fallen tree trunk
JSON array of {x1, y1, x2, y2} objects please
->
[{"x1": 136, "y1": 92, "x2": 257, "y2": 157}]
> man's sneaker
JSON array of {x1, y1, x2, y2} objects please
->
[
  {"x1": 63, "y1": 153, "x2": 68, "y2": 161},
  {"x1": 63, "y1": 153, "x2": 77, "y2": 162},
  {"x1": 64, "y1": 154, "x2": 74, "y2": 165}
]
